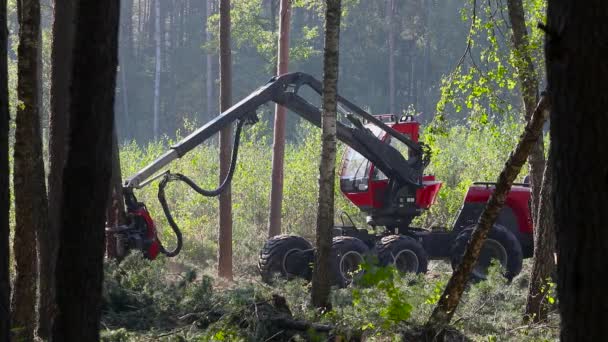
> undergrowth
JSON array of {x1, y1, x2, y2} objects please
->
[{"x1": 101, "y1": 256, "x2": 559, "y2": 341}]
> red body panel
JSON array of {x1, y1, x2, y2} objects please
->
[
  {"x1": 464, "y1": 185, "x2": 533, "y2": 234},
  {"x1": 416, "y1": 176, "x2": 443, "y2": 209},
  {"x1": 133, "y1": 208, "x2": 160, "y2": 260}
]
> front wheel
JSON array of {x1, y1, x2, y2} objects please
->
[
  {"x1": 332, "y1": 236, "x2": 369, "y2": 286},
  {"x1": 450, "y1": 224, "x2": 523, "y2": 281},
  {"x1": 376, "y1": 235, "x2": 428, "y2": 274},
  {"x1": 258, "y1": 235, "x2": 313, "y2": 283}
]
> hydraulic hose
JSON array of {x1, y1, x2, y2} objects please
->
[{"x1": 156, "y1": 119, "x2": 245, "y2": 257}]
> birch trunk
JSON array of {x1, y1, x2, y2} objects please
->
[{"x1": 311, "y1": 0, "x2": 341, "y2": 310}]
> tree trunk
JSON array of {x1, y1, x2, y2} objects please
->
[
  {"x1": 105, "y1": 126, "x2": 126, "y2": 259},
  {"x1": 524, "y1": 147, "x2": 555, "y2": 323},
  {"x1": 217, "y1": 0, "x2": 233, "y2": 280},
  {"x1": 119, "y1": 0, "x2": 133, "y2": 138},
  {"x1": 51, "y1": 0, "x2": 119, "y2": 339},
  {"x1": 427, "y1": 95, "x2": 550, "y2": 328},
  {"x1": 546, "y1": 1, "x2": 608, "y2": 340},
  {"x1": 268, "y1": 0, "x2": 291, "y2": 238},
  {"x1": 0, "y1": 0, "x2": 11, "y2": 339},
  {"x1": 311, "y1": 0, "x2": 341, "y2": 310},
  {"x1": 12, "y1": 0, "x2": 47, "y2": 340},
  {"x1": 506, "y1": 0, "x2": 544, "y2": 225},
  {"x1": 386, "y1": 0, "x2": 395, "y2": 114},
  {"x1": 205, "y1": 0, "x2": 213, "y2": 121},
  {"x1": 153, "y1": 0, "x2": 161, "y2": 140},
  {"x1": 506, "y1": 0, "x2": 556, "y2": 324},
  {"x1": 44, "y1": 0, "x2": 75, "y2": 338}
]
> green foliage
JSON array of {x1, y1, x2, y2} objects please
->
[
  {"x1": 353, "y1": 261, "x2": 413, "y2": 327},
  {"x1": 433, "y1": 0, "x2": 546, "y2": 134}
]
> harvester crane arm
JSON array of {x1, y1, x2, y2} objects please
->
[{"x1": 125, "y1": 72, "x2": 424, "y2": 191}]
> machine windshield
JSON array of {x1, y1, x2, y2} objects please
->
[{"x1": 340, "y1": 124, "x2": 383, "y2": 192}]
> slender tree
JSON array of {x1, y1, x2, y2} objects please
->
[
  {"x1": 505, "y1": 0, "x2": 556, "y2": 323},
  {"x1": 43, "y1": 0, "x2": 75, "y2": 337},
  {"x1": 12, "y1": 0, "x2": 47, "y2": 339},
  {"x1": 205, "y1": 0, "x2": 213, "y2": 120},
  {"x1": 311, "y1": 0, "x2": 341, "y2": 310},
  {"x1": 51, "y1": 0, "x2": 120, "y2": 339},
  {"x1": 386, "y1": 0, "x2": 395, "y2": 114},
  {"x1": 152, "y1": 0, "x2": 161, "y2": 140},
  {"x1": 268, "y1": 0, "x2": 292, "y2": 238},
  {"x1": 427, "y1": 95, "x2": 549, "y2": 330},
  {"x1": 546, "y1": 0, "x2": 608, "y2": 339},
  {"x1": 217, "y1": 0, "x2": 233, "y2": 280},
  {"x1": 525, "y1": 148, "x2": 555, "y2": 322},
  {"x1": 0, "y1": 0, "x2": 10, "y2": 339},
  {"x1": 119, "y1": 0, "x2": 133, "y2": 137},
  {"x1": 506, "y1": 0, "x2": 544, "y2": 221}
]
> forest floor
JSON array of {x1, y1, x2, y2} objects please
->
[{"x1": 100, "y1": 254, "x2": 559, "y2": 341}]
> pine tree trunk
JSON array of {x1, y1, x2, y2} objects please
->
[
  {"x1": 506, "y1": 0, "x2": 544, "y2": 224},
  {"x1": 427, "y1": 95, "x2": 550, "y2": 329},
  {"x1": 44, "y1": 0, "x2": 75, "y2": 337},
  {"x1": 153, "y1": 0, "x2": 161, "y2": 140},
  {"x1": 386, "y1": 0, "x2": 395, "y2": 114},
  {"x1": 268, "y1": 0, "x2": 291, "y2": 238},
  {"x1": 218, "y1": 0, "x2": 233, "y2": 280},
  {"x1": 12, "y1": 0, "x2": 47, "y2": 339},
  {"x1": 546, "y1": 1, "x2": 608, "y2": 339},
  {"x1": 105, "y1": 126, "x2": 126, "y2": 259},
  {"x1": 119, "y1": 0, "x2": 133, "y2": 137},
  {"x1": 205, "y1": 0, "x2": 213, "y2": 121},
  {"x1": 524, "y1": 147, "x2": 555, "y2": 322},
  {"x1": 311, "y1": 0, "x2": 341, "y2": 310},
  {"x1": 51, "y1": 0, "x2": 119, "y2": 339},
  {"x1": 0, "y1": 0, "x2": 11, "y2": 339}
]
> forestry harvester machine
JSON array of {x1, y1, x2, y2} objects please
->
[{"x1": 114, "y1": 72, "x2": 534, "y2": 285}]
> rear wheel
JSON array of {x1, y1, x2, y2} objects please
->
[
  {"x1": 450, "y1": 224, "x2": 523, "y2": 281},
  {"x1": 376, "y1": 235, "x2": 428, "y2": 274},
  {"x1": 258, "y1": 235, "x2": 313, "y2": 283},
  {"x1": 332, "y1": 236, "x2": 369, "y2": 286}
]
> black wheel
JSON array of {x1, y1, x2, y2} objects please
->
[
  {"x1": 376, "y1": 235, "x2": 428, "y2": 274},
  {"x1": 258, "y1": 235, "x2": 313, "y2": 283},
  {"x1": 332, "y1": 236, "x2": 369, "y2": 286},
  {"x1": 450, "y1": 224, "x2": 523, "y2": 281}
]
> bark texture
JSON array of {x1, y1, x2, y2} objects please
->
[
  {"x1": 427, "y1": 95, "x2": 550, "y2": 328},
  {"x1": 268, "y1": 0, "x2": 292, "y2": 238},
  {"x1": 217, "y1": 0, "x2": 233, "y2": 280},
  {"x1": 524, "y1": 148, "x2": 555, "y2": 322},
  {"x1": 43, "y1": 0, "x2": 75, "y2": 337},
  {"x1": 0, "y1": 0, "x2": 10, "y2": 339},
  {"x1": 51, "y1": 0, "x2": 119, "y2": 340},
  {"x1": 546, "y1": 1, "x2": 608, "y2": 340},
  {"x1": 311, "y1": 0, "x2": 341, "y2": 310},
  {"x1": 12, "y1": 0, "x2": 47, "y2": 339},
  {"x1": 506, "y1": 0, "x2": 544, "y2": 224}
]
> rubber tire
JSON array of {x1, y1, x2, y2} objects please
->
[
  {"x1": 332, "y1": 236, "x2": 369, "y2": 287},
  {"x1": 376, "y1": 235, "x2": 428, "y2": 274},
  {"x1": 450, "y1": 224, "x2": 523, "y2": 281},
  {"x1": 258, "y1": 235, "x2": 313, "y2": 283}
]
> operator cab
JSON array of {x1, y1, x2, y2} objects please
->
[{"x1": 339, "y1": 115, "x2": 442, "y2": 222}]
